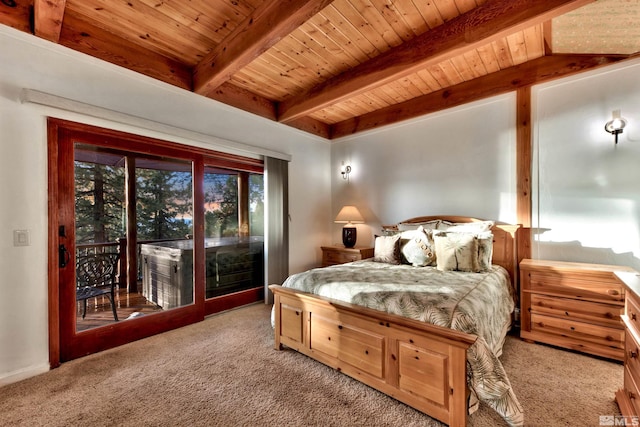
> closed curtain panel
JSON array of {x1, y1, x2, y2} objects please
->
[{"x1": 264, "y1": 156, "x2": 289, "y2": 304}]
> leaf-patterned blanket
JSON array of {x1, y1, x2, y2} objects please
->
[{"x1": 280, "y1": 260, "x2": 524, "y2": 427}]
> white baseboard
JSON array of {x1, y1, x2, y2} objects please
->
[{"x1": 0, "y1": 363, "x2": 50, "y2": 387}]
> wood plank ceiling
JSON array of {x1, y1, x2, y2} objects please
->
[{"x1": 1, "y1": 0, "x2": 639, "y2": 139}]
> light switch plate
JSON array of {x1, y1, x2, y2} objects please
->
[{"x1": 13, "y1": 229, "x2": 31, "y2": 247}]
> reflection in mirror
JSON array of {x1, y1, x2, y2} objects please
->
[{"x1": 74, "y1": 143, "x2": 194, "y2": 331}]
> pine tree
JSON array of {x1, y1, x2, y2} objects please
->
[
  {"x1": 249, "y1": 174, "x2": 264, "y2": 236},
  {"x1": 136, "y1": 168, "x2": 193, "y2": 240},
  {"x1": 74, "y1": 161, "x2": 125, "y2": 244},
  {"x1": 204, "y1": 173, "x2": 238, "y2": 238}
]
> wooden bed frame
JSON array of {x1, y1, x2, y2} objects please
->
[{"x1": 270, "y1": 216, "x2": 520, "y2": 427}]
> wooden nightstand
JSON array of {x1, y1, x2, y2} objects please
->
[
  {"x1": 520, "y1": 259, "x2": 634, "y2": 361},
  {"x1": 321, "y1": 245, "x2": 374, "y2": 267}
]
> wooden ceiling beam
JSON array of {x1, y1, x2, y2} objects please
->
[
  {"x1": 278, "y1": 0, "x2": 596, "y2": 123},
  {"x1": 33, "y1": 0, "x2": 66, "y2": 42},
  {"x1": 285, "y1": 116, "x2": 331, "y2": 139},
  {"x1": 330, "y1": 54, "x2": 629, "y2": 139},
  {"x1": 0, "y1": 0, "x2": 31, "y2": 33},
  {"x1": 543, "y1": 21, "x2": 554, "y2": 55},
  {"x1": 193, "y1": 0, "x2": 335, "y2": 97},
  {"x1": 209, "y1": 82, "x2": 277, "y2": 121},
  {"x1": 207, "y1": 83, "x2": 330, "y2": 138}
]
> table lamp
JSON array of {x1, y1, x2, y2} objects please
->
[{"x1": 334, "y1": 205, "x2": 364, "y2": 248}]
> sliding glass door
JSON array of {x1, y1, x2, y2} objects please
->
[{"x1": 49, "y1": 119, "x2": 264, "y2": 364}]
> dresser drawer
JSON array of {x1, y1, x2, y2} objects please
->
[
  {"x1": 624, "y1": 365, "x2": 640, "y2": 416},
  {"x1": 626, "y1": 329, "x2": 640, "y2": 382},
  {"x1": 529, "y1": 272, "x2": 624, "y2": 303},
  {"x1": 627, "y1": 294, "x2": 640, "y2": 337},
  {"x1": 530, "y1": 313, "x2": 624, "y2": 350},
  {"x1": 530, "y1": 294, "x2": 623, "y2": 328}
]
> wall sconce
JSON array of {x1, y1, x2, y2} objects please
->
[
  {"x1": 605, "y1": 110, "x2": 627, "y2": 145},
  {"x1": 340, "y1": 162, "x2": 351, "y2": 180},
  {"x1": 335, "y1": 205, "x2": 364, "y2": 248}
]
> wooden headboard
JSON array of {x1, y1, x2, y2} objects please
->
[{"x1": 385, "y1": 216, "x2": 521, "y2": 288}]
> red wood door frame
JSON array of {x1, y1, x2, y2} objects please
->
[
  {"x1": 48, "y1": 119, "x2": 204, "y2": 363},
  {"x1": 47, "y1": 118, "x2": 264, "y2": 365}
]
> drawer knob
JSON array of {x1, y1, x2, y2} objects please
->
[
  {"x1": 631, "y1": 349, "x2": 639, "y2": 359},
  {"x1": 632, "y1": 312, "x2": 638, "y2": 321},
  {"x1": 608, "y1": 289, "x2": 620, "y2": 296},
  {"x1": 630, "y1": 391, "x2": 636, "y2": 400}
]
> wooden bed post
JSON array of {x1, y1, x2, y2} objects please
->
[{"x1": 517, "y1": 86, "x2": 533, "y2": 262}]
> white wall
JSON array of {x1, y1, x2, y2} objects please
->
[
  {"x1": 0, "y1": 26, "x2": 331, "y2": 384},
  {"x1": 533, "y1": 57, "x2": 640, "y2": 270},
  {"x1": 330, "y1": 95, "x2": 518, "y2": 246}
]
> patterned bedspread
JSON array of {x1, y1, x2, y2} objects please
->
[{"x1": 279, "y1": 260, "x2": 524, "y2": 427}]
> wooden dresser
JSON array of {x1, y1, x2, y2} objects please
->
[
  {"x1": 321, "y1": 245, "x2": 374, "y2": 267},
  {"x1": 615, "y1": 270, "x2": 640, "y2": 419},
  {"x1": 520, "y1": 259, "x2": 634, "y2": 361}
]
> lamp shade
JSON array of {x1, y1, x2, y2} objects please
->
[{"x1": 334, "y1": 205, "x2": 364, "y2": 224}]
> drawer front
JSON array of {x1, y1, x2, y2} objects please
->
[
  {"x1": 310, "y1": 313, "x2": 384, "y2": 379},
  {"x1": 624, "y1": 365, "x2": 640, "y2": 416},
  {"x1": 627, "y1": 294, "x2": 640, "y2": 337},
  {"x1": 324, "y1": 250, "x2": 361, "y2": 265},
  {"x1": 529, "y1": 272, "x2": 624, "y2": 302},
  {"x1": 626, "y1": 329, "x2": 640, "y2": 383},
  {"x1": 279, "y1": 303, "x2": 304, "y2": 345},
  {"x1": 530, "y1": 294, "x2": 623, "y2": 328},
  {"x1": 398, "y1": 341, "x2": 447, "y2": 407},
  {"x1": 530, "y1": 313, "x2": 624, "y2": 349}
]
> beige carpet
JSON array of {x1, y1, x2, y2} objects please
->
[{"x1": 0, "y1": 303, "x2": 623, "y2": 426}]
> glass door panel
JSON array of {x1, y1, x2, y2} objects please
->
[
  {"x1": 203, "y1": 167, "x2": 263, "y2": 301},
  {"x1": 249, "y1": 173, "x2": 264, "y2": 238},
  {"x1": 136, "y1": 156, "x2": 194, "y2": 312},
  {"x1": 74, "y1": 145, "x2": 126, "y2": 331},
  {"x1": 73, "y1": 144, "x2": 194, "y2": 332}
]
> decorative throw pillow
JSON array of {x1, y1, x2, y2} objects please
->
[
  {"x1": 476, "y1": 231, "x2": 494, "y2": 272},
  {"x1": 433, "y1": 231, "x2": 478, "y2": 272},
  {"x1": 400, "y1": 226, "x2": 435, "y2": 267},
  {"x1": 373, "y1": 235, "x2": 401, "y2": 264}
]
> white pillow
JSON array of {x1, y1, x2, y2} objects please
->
[
  {"x1": 373, "y1": 235, "x2": 401, "y2": 264},
  {"x1": 400, "y1": 226, "x2": 435, "y2": 267},
  {"x1": 397, "y1": 220, "x2": 440, "y2": 231},
  {"x1": 438, "y1": 220, "x2": 494, "y2": 233}
]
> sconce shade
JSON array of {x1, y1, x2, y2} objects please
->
[
  {"x1": 341, "y1": 163, "x2": 352, "y2": 180},
  {"x1": 335, "y1": 205, "x2": 364, "y2": 248},
  {"x1": 605, "y1": 110, "x2": 627, "y2": 145}
]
